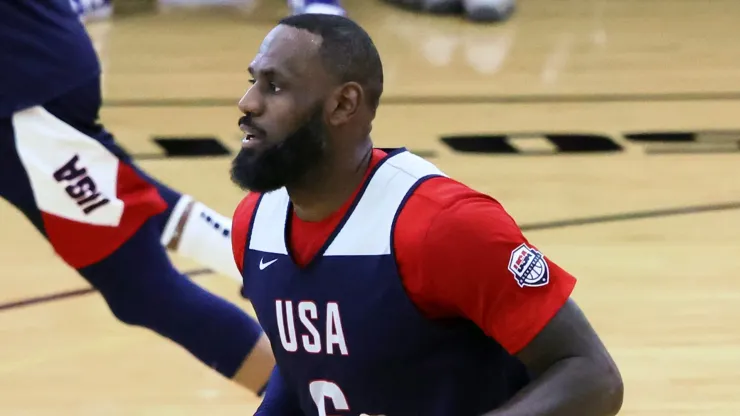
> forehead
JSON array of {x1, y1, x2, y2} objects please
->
[{"x1": 250, "y1": 25, "x2": 323, "y2": 79}]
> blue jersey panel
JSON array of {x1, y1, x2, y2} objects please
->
[{"x1": 0, "y1": 0, "x2": 101, "y2": 117}]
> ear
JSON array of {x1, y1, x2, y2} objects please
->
[{"x1": 327, "y1": 82, "x2": 363, "y2": 127}]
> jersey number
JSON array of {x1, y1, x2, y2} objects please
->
[{"x1": 310, "y1": 380, "x2": 349, "y2": 416}]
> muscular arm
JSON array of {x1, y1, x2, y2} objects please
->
[
  {"x1": 483, "y1": 299, "x2": 623, "y2": 416},
  {"x1": 411, "y1": 185, "x2": 622, "y2": 416}
]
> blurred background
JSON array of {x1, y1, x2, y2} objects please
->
[{"x1": 0, "y1": 0, "x2": 739, "y2": 414}]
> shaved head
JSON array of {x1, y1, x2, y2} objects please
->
[{"x1": 231, "y1": 14, "x2": 384, "y2": 193}]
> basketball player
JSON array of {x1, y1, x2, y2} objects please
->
[
  {"x1": 0, "y1": 0, "x2": 275, "y2": 394},
  {"x1": 230, "y1": 14, "x2": 623, "y2": 415},
  {"x1": 289, "y1": 0, "x2": 346, "y2": 15},
  {"x1": 382, "y1": 0, "x2": 515, "y2": 23},
  {"x1": 71, "y1": 0, "x2": 348, "y2": 22}
]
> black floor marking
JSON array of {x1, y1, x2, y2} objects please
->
[
  {"x1": 1, "y1": 201, "x2": 738, "y2": 313},
  {"x1": 152, "y1": 137, "x2": 232, "y2": 157}
]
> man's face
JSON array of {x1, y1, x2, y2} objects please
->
[{"x1": 231, "y1": 25, "x2": 331, "y2": 193}]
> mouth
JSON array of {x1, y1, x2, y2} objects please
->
[
  {"x1": 242, "y1": 135, "x2": 263, "y2": 150},
  {"x1": 240, "y1": 124, "x2": 265, "y2": 147}
]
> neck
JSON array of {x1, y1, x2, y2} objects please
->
[{"x1": 287, "y1": 140, "x2": 373, "y2": 222}]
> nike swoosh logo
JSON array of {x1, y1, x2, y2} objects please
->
[{"x1": 259, "y1": 258, "x2": 278, "y2": 270}]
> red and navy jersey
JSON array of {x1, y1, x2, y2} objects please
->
[
  {"x1": 0, "y1": 0, "x2": 101, "y2": 117},
  {"x1": 232, "y1": 148, "x2": 577, "y2": 415}
]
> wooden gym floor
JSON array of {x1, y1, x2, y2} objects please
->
[{"x1": 1, "y1": 0, "x2": 739, "y2": 414}]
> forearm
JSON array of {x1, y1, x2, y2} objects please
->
[
  {"x1": 254, "y1": 366, "x2": 303, "y2": 416},
  {"x1": 483, "y1": 356, "x2": 623, "y2": 416}
]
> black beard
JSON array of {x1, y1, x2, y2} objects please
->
[{"x1": 230, "y1": 106, "x2": 327, "y2": 193}]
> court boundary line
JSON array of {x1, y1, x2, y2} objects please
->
[
  {"x1": 1, "y1": 200, "x2": 738, "y2": 313},
  {"x1": 0, "y1": 268, "x2": 211, "y2": 312},
  {"x1": 102, "y1": 92, "x2": 740, "y2": 108},
  {"x1": 518, "y1": 201, "x2": 740, "y2": 231}
]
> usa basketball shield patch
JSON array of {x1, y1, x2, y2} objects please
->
[{"x1": 508, "y1": 243, "x2": 550, "y2": 288}]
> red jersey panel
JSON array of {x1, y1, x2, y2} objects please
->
[
  {"x1": 232, "y1": 149, "x2": 576, "y2": 355},
  {"x1": 42, "y1": 161, "x2": 167, "y2": 269},
  {"x1": 12, "y1": 106, "x2": 167, "y2": 269}
]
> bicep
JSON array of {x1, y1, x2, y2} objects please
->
[{"x1": 514, "y1": 298, "x2": 611, "y2": 376}]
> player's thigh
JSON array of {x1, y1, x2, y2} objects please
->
[
  {"x1": 40, "y1": 78, "x2": 183, "y2": 205},
  {"x1": 0, "y1": 89, "x2": 169, "y2": 270}
]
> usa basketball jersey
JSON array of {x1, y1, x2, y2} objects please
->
[
  {"x1": 0, "y1": 0, "x2": 101, "y2": 117},
  {"x1": 241, "y1": 149, "x2": 530, "y2": 416}
]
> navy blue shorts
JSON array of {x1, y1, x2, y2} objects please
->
[{"x1": 0, "y1": 78, "x2": 171, "y2": 269}]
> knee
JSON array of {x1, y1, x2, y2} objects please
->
[
  {"x1": 94, "y1": 277, "x2": 163, "y2": 327},
  {"x1": 76, "y1": 227, "x2": 183, "y2": 327},
  {"x1": 99, "y1": 289, "x2": 147, "y2": 326}
]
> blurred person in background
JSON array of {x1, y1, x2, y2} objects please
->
[{"x1": 381, "y1": 0, "x2": 515, "y2": 23}]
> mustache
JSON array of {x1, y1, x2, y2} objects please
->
[{"x1": 238, "y1": 114, "x2": 266, "y2": 137}]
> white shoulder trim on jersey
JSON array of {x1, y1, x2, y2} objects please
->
[
  {"x1": 324, "y1": 150, "x2": 446, "y2": 256},
  {"x1": 248, "y1": 188, "x2": 290, "y2": 255}
]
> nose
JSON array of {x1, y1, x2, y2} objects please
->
[{"x1": 238, "y1": 84, "x2": 264, "y2": 117}]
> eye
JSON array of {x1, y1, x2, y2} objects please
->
[
  {"x1": 248, "y1": 77, "x2": 282, "y2": 94},
  {"x1": 268, "y1": 82, "x2": 282, "y2": 94},
  {"x1": 248, "y1": 78, "x2": 281, "y2": 93}
]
